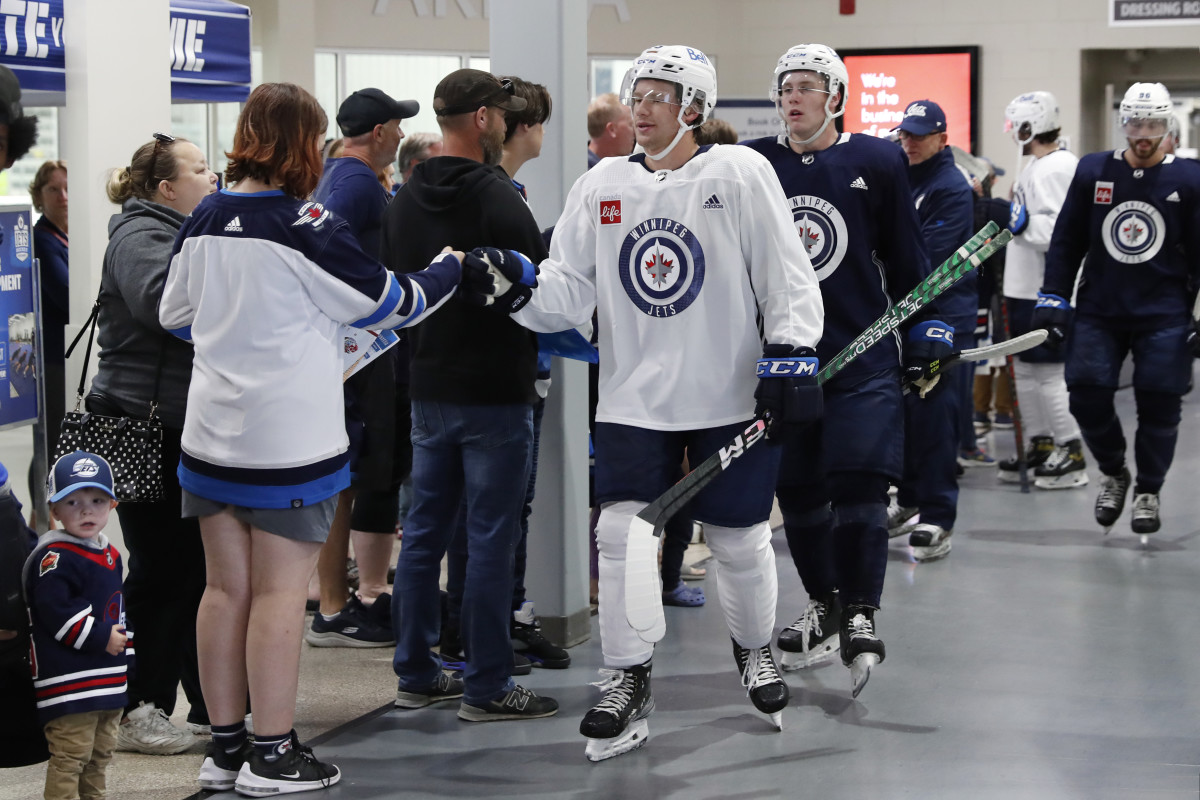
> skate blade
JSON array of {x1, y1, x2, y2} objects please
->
[
  {"x1": 1033, "y1": 474, "x2": 1090, "y2": 490},
  {"x1": 780, "y1": 643, "x2": 838, "y2": 671},
  {"x1": 849, "y1": 653, "x2": 880, "y2": 698},
  {"x1": 1140, "y1": 534, "x2": 1149, "y2": 546},
  {"x1": 769, "y1": 711, "x2": 783, "y2": 731},
  {"x1": 911, "y1": 542, "x2": 951, "y2": 563},
  {"x1": 584, "y1": 719, "x2": 649, "y2": 762}
]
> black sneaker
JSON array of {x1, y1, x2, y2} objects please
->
[
  {"x1": 394, "y1": 670, "x2": 465, "y2": 709},
  {"x1": 512, "y1": 652, "x2": 532, "y2": 676},
  {"x1": 197, "y1": 739, "x2": 252, "y2": 792},
  {"x1": 304, "y1": 596, "x2": 394, "y2": 648},
  {"x1": 457, "y1": 684, "x2": 558, "y2": 722},
  {"x1": 511, "y1": 602, "x2": 571, "y2": 669},
  {"x1": 235, "y1": 734, "x2": 340, "y2": 797}
]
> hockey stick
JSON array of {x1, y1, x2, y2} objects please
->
[
  {"x1": 997, "y1": 294, "x2": 1031, "y2": 492},
  {"x1": 625, "y1": 223, "x2": 1012, "y2": 642},
  {"x1": 901, "y1": 330, "x2": 1048, "y2": 396}
]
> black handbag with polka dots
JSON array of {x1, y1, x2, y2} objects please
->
[{"x1": 52, "y1": 300, "x2": 165, "y2": 503}]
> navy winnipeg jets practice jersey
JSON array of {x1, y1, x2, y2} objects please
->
[
  {"x1": 742, "y1": 132, "x2": 931, "y2": 379},
  {"x1": 1045, "y1": 150, "x2": 1200, "y2": 329}
]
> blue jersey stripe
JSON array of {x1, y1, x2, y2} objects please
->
[{"x1": 350, "y1": 274, "x2": 406, "y2": 328}]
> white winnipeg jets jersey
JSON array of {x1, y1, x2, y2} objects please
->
[
  {"x1": 514, "y1": 144, "x2": 824, "y2": 431},
  {"x1": 1004, "y1": 148, "x2": 1078, "y2": 300}
]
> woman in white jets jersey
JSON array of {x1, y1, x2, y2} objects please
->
[{"x1": 469, "y1": 45, "x2": 824, "y2": 760}]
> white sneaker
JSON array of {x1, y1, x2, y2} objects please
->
[{"x1": 116, "y1": 702, "x2": 197, "y2": 755}]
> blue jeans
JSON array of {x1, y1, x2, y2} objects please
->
[{"x1": 392, "y1": 400, "x2": 533, "y2": 706}]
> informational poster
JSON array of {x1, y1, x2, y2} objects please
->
[
  {"x1": 0, "y1": 200, "x2": 38, "y2": 430},
  {"x1": 841, "y1": 49, "x2": 977, "y2": 154}
]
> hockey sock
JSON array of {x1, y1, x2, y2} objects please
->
[
  {"x1": 1133, "y1": 390, "x2": 1182, "y2": 494},
  {"x1": 211, "y1": 721, "x2": 247, "y2": 753},
  {"x1": 778, "y1": 497, "x2": 836, "y2": 596},
  {"x1": 595, "y1": 501, "x2": 655, "y2": 668},
  {"x1": 1069, "y1": 386, "x2": 1126, "y2": 475},
  {"x1": 831, "y1": 503, "x2": 888, "y2": 609},
  {"x1": 705, "y1": 522, "x2": 776, "y2": 648},
  {"x1": 253, "y1": 732, "x2": 290, "y2": 762}
]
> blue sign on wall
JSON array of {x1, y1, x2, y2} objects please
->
[
  {"x1": 0, "y1": 201, "x2": 38, "y2": 430},
  {"x1": 0, "y1": 0, "x2": 251, "y2": 102}
]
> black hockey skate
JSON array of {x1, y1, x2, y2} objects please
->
[
  {"x1": 1095, "y1": 468, "x2": 1131, "y2": 533},
  {"x1": 886, "y1": 499, "x2": 919, "y2": 539},
  {"x1": 1131, "y1": 492, "x2": 1161, "y2": 541},
  {"x1": 732, "y1": 639, "x2": 788, "y2": 731},
  {"x1": 841, "y1": 605, "x2": 885, "y2": 699},
  {"x1": 777, "y1": 593, "x2": 841, "y2": 670},
  {"x1": 998, "y1": 435, "x2": 1055, "y2": 484},
  {"x1": 908, "y1": 523, "x2": 952, "y2": 562},
  {"x1": 580, "y1": 661, "x2": 653, "y2": 762},
  {"x1": 1033, "y1": 439, "x2": 1089, "y2": 490}
]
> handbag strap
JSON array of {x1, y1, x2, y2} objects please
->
[{"x1": 64, "y1": 289, "x2": 169, "y2": 419}]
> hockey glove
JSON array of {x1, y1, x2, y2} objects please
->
[
  {"x1": 904, "y1": 321, "x2": 956, "y2": 399},
  {"x1": 1031, "y1": 292, "x2": 1071, "y2": 345},
  {"x1": 459, "y1": 247, "x2": 539, "y2": 313},
  {"x1": 1187, "y1": 321, "x2": 1200, "y2": 359},
  {"x1": 1009, "y1": 195, "x2": 1029, "y2": 235},
  {"x1": 753, "y1": 345, "x2": 822, "y2": 441}
]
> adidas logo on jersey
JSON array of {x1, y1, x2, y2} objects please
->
[
  {"x1": 703, "y1": 194, "x2": 724, "y2": 210},
  {"x1": 1166, "y1": 191, "x2": 1180, "y2": 203},
  {"x1": 850, "y1": 177, "x2": 868, "y2": 190},
  {"x1": 224, "y1": 216, "x2": 243, "y2": 232}
]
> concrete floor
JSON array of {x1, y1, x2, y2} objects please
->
[{"x1": 3, "y1": 382, "x2": 1200, "y2": 799}]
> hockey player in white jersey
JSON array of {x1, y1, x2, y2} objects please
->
[
  {"x1": 462, "y1": 45, "x2": 824, "y2": 760},
  {"x1": 999, "y1": 91, "x2": 1087, "y2": 490},
  {"x1": 743, "y1": 44, "x2": 944, "y2": 695}
]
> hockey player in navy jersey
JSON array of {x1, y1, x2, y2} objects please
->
[
  {"x1": 467, "y1": 45, "x2": 824, "y2": 760},
  {"x1": 999, "y1": 91, "x2": 1088, "y2": 490},
  {"x1": 1037, "y1": 82, "x2": 1200, "y2": 537},
  {"x1": 890, "y1": 100, "x2": 975, "y2": 562},
  {"x1": 743, "y1": 44, "x2": 943, "y2": 696}
]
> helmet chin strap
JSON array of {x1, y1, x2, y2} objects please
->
[
  {"x1": 779, "y1": 92, "x2": 841, "y2": 148},
  {"x1": 644, "y1": 105, "x2": 696, "y2": 164}
]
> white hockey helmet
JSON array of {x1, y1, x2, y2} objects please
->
[
  {"x1": 770, "y1": 44, "x2": 848, "y2": 111},
  {"x1": 1004, "y1": 91, "x2": 1060, "y2": 146},
  {"x1": 620, "y1": 45, "x2": 717, "y2": 127},
  {"x1": 620, "y1": 45, "x2": 717, "y2": 162},
  {"x1": 1120, "y1": 82, "x2": 1172, "y2": 139}
]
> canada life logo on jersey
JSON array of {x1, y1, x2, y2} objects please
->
[
  {"x1": 1094, "y1": 181, "x2": 1114, "y2": 205},
  {"x1": 787, "y1": 195, "x2": 848, "y2": 281},
  {"x1": 599, "y1": 196, "x2": 621, "y2": 225},
  {"x1": 618, "y1": 217, "x2": 706, "y2": 317},
  {"x1": 1102, "y1": 200, "x2": 1164, "y2": 265}
]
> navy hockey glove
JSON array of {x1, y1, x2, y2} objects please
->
[
  {"x1": 459, "y1": 247, "x2": 539, "y2": 313},
  {"x1": 1031, "y1": 292, "x2": 1071, "y2": 345},
  {"x1": 1187, "y1": 321, "x2": 1200, "y2": 359},
  {"x1": 1009, "y1": 196, "x2": 1029, "y2": 235},
  {"x1": 753, "y1": 345, "x2": 822, "y2": 441},
  {"x1": 904, "y1": 321, "x2": 956, "y2": 398}
]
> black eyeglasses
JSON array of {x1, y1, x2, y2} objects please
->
[{"x1": 147, "y1": 132, "x2": 176, "y2": 187}]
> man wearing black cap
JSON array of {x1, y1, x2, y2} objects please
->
[
  {"x1": 306, "y1": 88, "x2": 420, "y2": 650},
  {"x1": 382, "y1": 69, "x2": 557, "y2": 722},
  {"x1": 889, "y1": 99, "x2": 975, "y2": 562}
]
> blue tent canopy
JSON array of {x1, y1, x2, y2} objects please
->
[{"x1": 0, "y1": 0, "x2": 251, "y2": 104}]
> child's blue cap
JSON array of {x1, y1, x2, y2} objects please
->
[{"x1": 48, "y1": 451, "x2": 116, "y2": 502}]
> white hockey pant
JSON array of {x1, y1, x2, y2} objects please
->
[{"x1": 1013, "y1": 359, "x2": 1080, "y2": 442}]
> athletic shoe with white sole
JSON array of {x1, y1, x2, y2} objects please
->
[
  {"x1": 116, "y1": 702, "x2": 196, "y2": 755},
  {"x1": 235, "y1": 734, "x2": 340, "y2": 797}
]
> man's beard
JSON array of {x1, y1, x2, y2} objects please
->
[{"x1": 481, "y1": 125, "x2": 505, "y2": 166}]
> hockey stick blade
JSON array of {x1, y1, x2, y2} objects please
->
[
  {"x1": 902, "y1": 329, "x2": 1048, "y2": 395},
  {"x1": 624, "y1": 223, "x2": 1010, "y2": 642}
]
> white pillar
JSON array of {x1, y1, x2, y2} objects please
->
[
  {"x1": 257, "y1": 0, "x2": 316, "y2": 94},
  {"x1": 490, "y1": 0, "x2": 591, "y2": 646}
]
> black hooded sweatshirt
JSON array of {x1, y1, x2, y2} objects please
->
[{"x1": 381, "y1": 156, "x2": 549, "y2": 405}]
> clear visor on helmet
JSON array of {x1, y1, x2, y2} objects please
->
[
  {"x1": 770, "y1": 71, "x2": 831, "y2": 103},
  {"x1": 1121, "y1": 116, "x2": 1168, "y2": 139},
  {"x1": 1005, "y1": 118, "x2": 1034, "y2": 145}
]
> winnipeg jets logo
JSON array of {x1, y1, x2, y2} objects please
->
[
  {"x1": 618, "y1": 218, "x2": 705, "y2": 318},
  {"x1": 643, "y1": 243, "x2": 676, "y2": 288},
  {"x1": 787, "y1": 195, "x2": 848, "y2": 281},
  {"x1": 1102, "y1": 201, "x2": 1164, "y2": 264}
]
